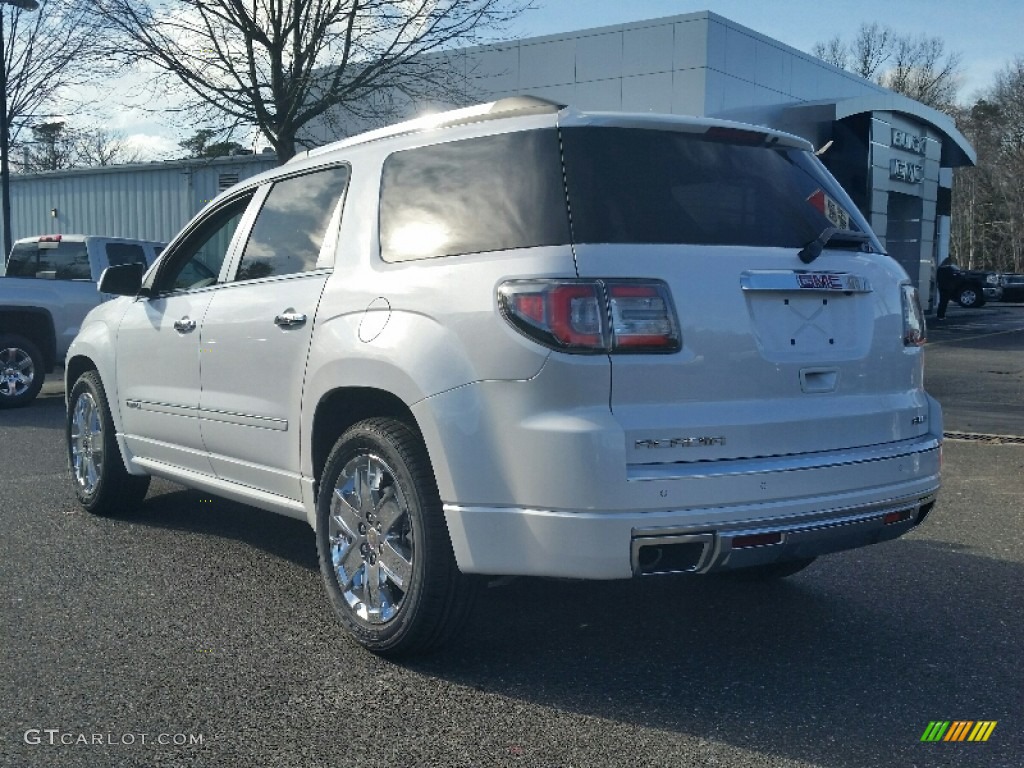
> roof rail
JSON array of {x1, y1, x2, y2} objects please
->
[{"x1": 302, "y1": 96, "x2": 567, "y2": 160}]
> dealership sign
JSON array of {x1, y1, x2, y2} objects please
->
[
  {"x1": 890, "y1": 158, "x2": 924, "y2": 184},
  {"x1": 892, "y1": 128, "x2": 926, "y2": 155}
]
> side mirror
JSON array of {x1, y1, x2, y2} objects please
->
[{"x1": 98, "y1": 263, "x2": 145, "y2": 296}]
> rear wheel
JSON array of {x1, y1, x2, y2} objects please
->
[
  {"x1": 0, "y1": 333, "x2": 45, "y2": 408},
  {"x1": 316, "y1": 418, "x2": 477, "y2": 656},
  {"x1": 715, "y1": 557, "x2": 816, "y2": 581},
  {"x1": 67, "y1": 370, "x2": 150, "y2": 515}
]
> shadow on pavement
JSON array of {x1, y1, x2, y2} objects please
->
[{"x1": 410, "y1": 538, "x2": 1021, "y2": 767}]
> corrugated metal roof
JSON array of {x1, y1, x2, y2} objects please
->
[{"x1": 1, "y1": 154, "x2": 279, "y2": 246}]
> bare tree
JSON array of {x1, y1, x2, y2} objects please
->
[
  {"x1": 851, "y1": 23, "x2": 893, "y2": 80},
  {"x1": 74, "y1": 127, "x2": 142, "y2": 167},
  {"x1": 1, "y1": 0, "x2": 110, "y2": 253},
  {"x1": 881, "y1": 35, "x2": 962, "y2": 111},
  {"x1": 811, "y1": 23, "x2": 962, "y2": 112},
  {"x1": 952, "y1": 60, "x2": 1024, "y2": 273},
  {"x1": 19, "y1": 122, "x2": 141, "y2": 171},
  {"x1": 2, "y1": 1, "x2": 105, "y2": 146},
  {"x1": 811, "y1": 36, "x2": 848, "y2": 71},
  {"x1": 91, "y1": 0, "x2": 529, "y2": 163}
]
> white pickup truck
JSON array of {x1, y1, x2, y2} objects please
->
[{"x1": 0, "y1": 234, "x2": 164, "y2": 407}]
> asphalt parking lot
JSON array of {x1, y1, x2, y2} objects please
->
[{"x1": 2, "y1": 306, "x2": 1022, "y2": 768}]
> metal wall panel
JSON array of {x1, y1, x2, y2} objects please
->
[
  {"x1": 2, "y1": 155, "x2": 278, "y2": 248},
  {"x1": 623, "y1": 24, "x2": 674, "y2": 77}
]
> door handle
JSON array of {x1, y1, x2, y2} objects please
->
[
  {"x1": 173, "y1": 316, "x2": 196, "y2": 333},
  {"x1": 274, "y1": 311, "x2": 307, "y2": 328}
]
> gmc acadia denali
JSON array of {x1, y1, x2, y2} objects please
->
[{"x1": 66, "y1": 98, "x2": 941, "y2": 655}]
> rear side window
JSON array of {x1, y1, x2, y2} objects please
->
[
  {"x1": 105, "y1": 242, "x2": 148, "y2": 268},
  {"x1": 379, "y1": 130, "x2": 570, "y2": 262},
  {"x1": 4, "y1": 241, "x2": 91, "y2": 280},
  {"x1": 560, "y1": 127, "x2": 876, "y2": 249},
  {"x1": 234, "y1": 165, "x2": 350, "y2": 281}
]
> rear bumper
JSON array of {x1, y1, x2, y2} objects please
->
[
  {"x1": 442, "y1": 436, "x2": 941, "y2": 579},
  {"x1": 445, "y1": 489, "x2": 937, "y2": 579}
]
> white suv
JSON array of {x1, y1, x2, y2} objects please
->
[{"x1": 66, "y1": 98, "x2": 941, "y2": 655}]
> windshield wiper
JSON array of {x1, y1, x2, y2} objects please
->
[{"x1": 798, "y1": 227, "x2": 873, "y2": 264}]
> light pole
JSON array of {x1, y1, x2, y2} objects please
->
[{"x1": 0, "y1": 0, "x2": 39, "y2": 262}]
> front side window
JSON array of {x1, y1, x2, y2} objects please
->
[
  {"x1": 560, "y1": 127, "x2": 880, "y2": 250},
  {"x1": 379, "y1": 130, "x2": 570, "y2": 262},
  {"x1": 153, "y1": 195, "x2": 252, "y2": 293},
  {"x1": 233, "y1": 166, "x2": 350, "y2": 282},
  {"x1": 5, "y1": 240, "x2": 91, "y2": 280}
]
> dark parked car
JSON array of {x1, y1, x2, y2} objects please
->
[
  {"x1": 999, "y1": 274, "x2": 1024, "y2": 303},
  {"x1": 938, "y1": 263, "x2": 1003, "y2": 308}
]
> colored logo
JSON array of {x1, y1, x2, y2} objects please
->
[{"x1": 920, "y1": 721, "x2": 997, "y2": 742}]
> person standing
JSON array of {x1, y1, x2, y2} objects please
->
[{"x1": 936, "y1": 259, "x2": 959, "y2": 319}]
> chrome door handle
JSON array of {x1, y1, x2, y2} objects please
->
[
  {"x1": 274, "y1": 311, "x2": 307, "y2": 328},
  {"x1": 173, "y1": 316, "x2": 197, "y2": 333}
]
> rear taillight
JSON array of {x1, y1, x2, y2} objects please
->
[
  {"x1": 901, "y1": 284, "x2": 926, "y2": 347},
  {"x1": 498, "y1": 279, "x2": 680, "y2": 353}
]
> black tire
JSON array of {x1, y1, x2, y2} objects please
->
[
  {"x1": 715, "y1": 557, "x2": 816, "y2": 581},
  {"x1": 0, "y1": 333, "x2": 45, "y2": 408},
  {"x1": 66, "y1": 370, "x2": 150, "y2": 515},
  {"x1": 316, "y1": 417, "x2": 478, "y2": 656},
  {"x1": 956, "y1": 284, "x2": 984, "y2": 308}
]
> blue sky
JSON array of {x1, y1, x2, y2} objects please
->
[{"x1": 118, "y1": 0, "x2": 1023, "y2": 157}]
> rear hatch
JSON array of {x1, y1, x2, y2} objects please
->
[{"x1": 559, "y1": 119, "x2": 932, "y2": 465}]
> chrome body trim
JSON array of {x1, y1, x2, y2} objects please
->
[
  {"x1": 123, "y1": 399, "x2": 288, "y2": 431},
  {"x1": 627, "y1": 436, "x2": 940, "y2": 481}
]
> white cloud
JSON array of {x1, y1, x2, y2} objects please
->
[{"x1": 124, "y1": 133, "x2": 181, "y2": 161}]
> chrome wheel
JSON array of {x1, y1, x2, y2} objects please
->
[
  {"x1": 0, "y1": 346, "x2": 34, "y2": 398},
  {"x1": 70, "y1": 391, "x2": 104, "y2": 495},
  {"x1": 329, "y1": 453, "x2": 414, "y2": 624}
]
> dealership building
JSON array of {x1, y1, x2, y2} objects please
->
[{"x1": 3, "y1": 11, "x2": 974, "y2": 306}]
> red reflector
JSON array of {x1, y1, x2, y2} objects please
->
[
  {"x1": 732, "y1": 532, "x2": 782, "y2": 549},
  {"x1": 883, "y1": 511, "x2": 911, "y2": 525}
]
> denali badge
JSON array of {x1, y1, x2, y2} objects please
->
[{"x1": 635, "y1": 436, "x2": 727, "y2": 449}]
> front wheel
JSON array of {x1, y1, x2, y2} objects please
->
[
  {"x1": 0, "y1": 333, "x2": 45, "y2": 408},
  {"x1": 316, "y1": 418, "x2": 477, "y2": 656},
  {"x1": 956, "y1": 285, "x2": 984, "y2": 308},
  {"x1": 67, "y1": 370, "x2": 150, "y2": 515}
]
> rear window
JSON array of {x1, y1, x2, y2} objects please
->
[
  {"x1": 560, "y1": 127, "x2": 877, "y2": 249},
  {"x1": 105, "y1": 242, "x2": 148, "y2": 268},
  {"x1": 379, "y1": 130, "x2": 570, "y2": 262},
  {"x1": 4, "y1": 241, "x2": 91, "y2": 280}
]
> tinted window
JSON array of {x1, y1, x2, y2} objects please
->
[
  {"x1": 4, "y1": 241, "x2": 91, "y2": 280},
  {"x1": 156, "y1": 195, "x2": 252, "y2": 292},
  {"x1": 105, "y1": 242, "x2": 148, "y2": 268},
  {"x1": 379, "y1": 130, "x2": 570, "y2": 262},
  {"x1": 234, "y1": 166, "x2": 350, "y2": 281},
  {"x1": 561, "y1": 127, "x2": 878, "y2": 249}
]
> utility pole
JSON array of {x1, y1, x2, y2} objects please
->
[{"x1": 0, "y1": 0, "x2": 39, "y2": 262}]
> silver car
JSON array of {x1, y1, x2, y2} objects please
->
[{"x1": 66, "y1": 98, "x2": 941, "y2": 655}]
